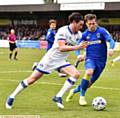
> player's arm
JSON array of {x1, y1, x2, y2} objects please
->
[
  {"x1": 57, "y1": 28, "x2": 88, "y2": 52},
  {"x1": 75, "y1": 39, "x2": 82, "y2": 56},
  {"x1": 102, "y1": 28, "x2": 115, "y2": 56},
  {"x1": 58, "y1": 39, "x2": 88, "y2": 52},
  {"x1": 75, "y1": 34, "x2": 86, "y2": 61},
  {"x1": 74, "y1": 38, "x2": 86, "y2": 68}
]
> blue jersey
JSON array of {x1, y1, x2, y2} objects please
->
[
  {"x1": 46, "y1": 28, "x2": 56, "y2": 51},
  {"x1": 76, "y1": 26, "x2": 115, "y2": 61}
]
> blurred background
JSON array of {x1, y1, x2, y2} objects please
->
[{"x1": 0, "y1": 0, "x2": 119, "y2": 49}]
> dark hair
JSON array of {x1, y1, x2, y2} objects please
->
[
  {"x1": 69, "y1": 12, "x2": 83, "y2": 23},
  {"x1": 49, "y1": 19, "x2": 56, "y2": 25},
  {"x1": 84, "y1": 14, "x2": 97, "y2": 22}
]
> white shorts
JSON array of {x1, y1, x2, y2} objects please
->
[{"x1": 36, "y1": 55, "x2": 71, "y2": 74}]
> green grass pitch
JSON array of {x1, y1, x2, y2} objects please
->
[{"x1": 0, "y1": 48, "x2": 120, "y2": 118}]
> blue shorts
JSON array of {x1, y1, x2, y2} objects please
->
[{"x1": 85, "y1": 58, "x2": 106, "y2": 83}]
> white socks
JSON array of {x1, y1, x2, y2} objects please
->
[
  {"x1": 56, "y1": 77, "x2": 77, "y2": 97},
  {"x1": 10, "y1": 79, "x2": 28, "y2": 98},
  {"x1": 9, "y1": 76, "x2": 78, "y2": 99}
]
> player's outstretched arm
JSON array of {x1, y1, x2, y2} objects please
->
[
  {"x1": 58, "y1": 40, "x2": 88, "y2": 52},
  {"x1": 107, "y1": 37, "x2": 115, "y2": 57},
  {"x1": 102, "y1": 28, "x2": 115, "y2": 57}
]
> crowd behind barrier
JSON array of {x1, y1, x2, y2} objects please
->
[
  {"x1": 0, "y1": 24, "x2": 120, "y2": 42},
  {"x1": 0, "y1": 25, "x2": 48, "y2": 41}
]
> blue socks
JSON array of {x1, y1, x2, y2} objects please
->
[
  {"x1": 73, "y1": 78, "x2": 89, "y2": 96},
  {"x1": 73, "y1": 85, "x2": 81, "y2": 93},
  {"x1": 80, "y1": 79, "x2": 89, "y2": 96}
]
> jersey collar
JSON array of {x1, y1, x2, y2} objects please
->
[
  {"x1": 68, "y1": 26, "x2": 73, "y2": 34},
  {"x1": 68, "y1": 26, "x2": 78, "y2": 34}
]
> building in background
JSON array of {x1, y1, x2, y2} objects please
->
[{"x1": 0, "y1": 0, "x2": 119, "y2": 42}]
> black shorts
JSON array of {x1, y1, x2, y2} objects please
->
[{"x1": 9, "y1": 43, "x2": 17, "y2": 51}]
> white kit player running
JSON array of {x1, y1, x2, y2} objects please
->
[{"x1": 5, "y1": 12, "x2": 88, "y2": 109}]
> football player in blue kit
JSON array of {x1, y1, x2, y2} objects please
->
[{"x1": 66, "y1": 14, "x2": 115, "y2": 105}]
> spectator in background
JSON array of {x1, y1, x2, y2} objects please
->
[
  {"x1": 8, "y1": 29, "x2": 18, "y2": 60},
  {"x1": 46, "y1": 19, "x2": 57, "y2": 51}
]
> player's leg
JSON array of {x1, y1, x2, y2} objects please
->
[
  {"x1": 78, "y1": 59, "x2": 96, "y2": 106},
  {"x1": 14, "y1": 46, "x2": 18, "y2": 60},
  {"x1": 79, "y1": 60, "x2": 105, "y2": 105},
  {"x1": 9, "y1": 43, "x2": 13, "y2": 60},
  {"x1": 66, "y1": 69, "x2": 94, "y2": 103},
  {"x1": 53, "y1": 65, "x2": 80, "y2": 109},
  {"x1": 6, "y1": 70, "x2": 44, "y2": 109},
  {"x1": 111, "y1": 55, "x2": 120, "y2": 66},
  {"x1": 79, "y1": 69, "x2": 93, "y2": 103},
  {"x1": 66, "y1": 59, "x2": 95, "y2": 105},
  {"x1": 9, "y1": 51, "x2": 13, "y2": 60},
  {"x1": 89, "y1": 62, "x2": 105, "y2": 88},
  {"x1": 56, "y1": 65, "x2": 80, "y2": 97},
  {"x1": 66, "y1": 81, "x2": 82, "y2": 102}
]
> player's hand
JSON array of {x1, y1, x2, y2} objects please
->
[
  {"x1": 78, "y1": 41, "x2": 88, "y2": 49},
  {"x1": 108, "y1": 49, "x2": 114, "y2": 57},
  {"x1": 77, "y1": 55, "x2": 85, "y2": 62},
  {"x1": 9, "y1": 40, "x2": 15, "y2": 44}
]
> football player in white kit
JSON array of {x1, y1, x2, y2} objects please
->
[{"x1": 6, "y1": 12, "x2": 88, "y2": 109}]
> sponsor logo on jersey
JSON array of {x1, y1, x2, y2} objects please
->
[
  {"x1": 97, "y1": 33, "x2": 100, "y2": 39},
  {"x1": 86, "y1": 35, "x2": 90, "y2": 40}
]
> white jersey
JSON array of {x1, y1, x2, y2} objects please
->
[{"x1": 36, "y1": 25, "x2": 82, "y2": 74}]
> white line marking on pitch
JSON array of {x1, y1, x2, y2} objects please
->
[
  {"x1": 0, "y1": 52, "x2": 4, "y2": 54},
  {"x1": 0, "y1": 70, "x2": 32, "y2": 73},
  {"x1": 0, "y1": 78, "x2": 120, "y2": 91},
  {"x1": 0, "y1": 70, "x2": 119, "y2": 73}
]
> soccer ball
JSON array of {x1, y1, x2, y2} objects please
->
[{"x1": 92, "y1": 97, "x2": 107, "y2": 111}]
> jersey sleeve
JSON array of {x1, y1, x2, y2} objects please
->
[
  {"x1": 55, "y1": 28, "x2": 66, "y2": 41},
  {"x1": 102, "y1": 28, "x2": 115, "y2": 49}
]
